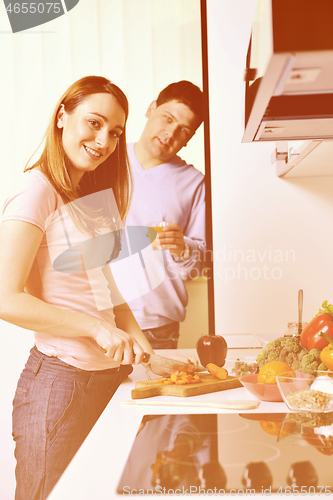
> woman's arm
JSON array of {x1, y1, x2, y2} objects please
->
[
  {"x1": 102, "y1": 264, "x2": 155, "y2": 354},
  {"x1": 0, "y1": 220, "x2": 143, "y2": 365},
  {"x1": 113, "y1": 302, "x2": 155, "y2": 355}
]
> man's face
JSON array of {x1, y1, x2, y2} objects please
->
[{"x1": 139, "y1": 100, "x2": 199, "y2": 164}]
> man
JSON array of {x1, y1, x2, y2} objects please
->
[{"x1": 126, "y1": 81, "x2": 205, "y2": 349}]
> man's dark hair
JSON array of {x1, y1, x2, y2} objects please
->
[{"x1": 156, "y1": 81, "x2": 204, "y2": 129}]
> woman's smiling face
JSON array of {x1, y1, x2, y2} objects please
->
[{"x1": 57, "y1": 93, "x2": 126, "y2": 188}]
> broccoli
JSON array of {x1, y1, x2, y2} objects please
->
[
  {"x1": 256, "y1": 337, "x2": 300, "y2": 367},
  {"x1": 297, "y1": 350, "x2": 308, "y2": 362},
  {"x1": 256, "y1": 337, "x2": 326, "y2": 375},
  {"x1": 298, "y1": 349, "x2": 322, "y2": 374}
]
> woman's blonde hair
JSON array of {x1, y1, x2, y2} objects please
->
[{"x1": 25, "y1": 76, "x2": 131, "y2": 223}]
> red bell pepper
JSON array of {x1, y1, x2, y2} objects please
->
[{"x1": 300, "y1": 313, "x2": 333, "y2": 351}]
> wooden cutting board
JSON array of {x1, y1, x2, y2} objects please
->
[{"x1": 131, "y1": 374, "x2": 242, "y2": 399}]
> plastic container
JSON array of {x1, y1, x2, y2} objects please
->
[
  {"x1": 284, "y1": 322, "x2": 308, "y2": 337},
  {"x1": 276, "y1": 371, "x2": 333, "y2": 413}
]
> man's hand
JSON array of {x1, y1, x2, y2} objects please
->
[{"x1": 157, "y1": 222, "x2": 190, "y2": 259}]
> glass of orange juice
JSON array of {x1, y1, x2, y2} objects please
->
[{"x1": 147, "y1": 221, "x2": 172, "y2": 250}]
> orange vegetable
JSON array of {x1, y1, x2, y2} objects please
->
[
  {"x1": 158, "y1": 371, "x2": 202, "y2": 385},
  {"x1": 206, "y1": 363, "x2": 228, "y2": 380}
]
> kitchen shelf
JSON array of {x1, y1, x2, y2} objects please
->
[{"x1": 272, "y1": 139, "x2": 333, "y2": 177}]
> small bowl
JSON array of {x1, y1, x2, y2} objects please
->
[
  {"x1": 225, "y1": 357, "x2": 259, "y2": 377},
  {"x1": 276, "y1": 370, "x2": 333, "y2": 413},
  {"x1": 238, "y1": 374, "x2": 283, "y2": 402}
]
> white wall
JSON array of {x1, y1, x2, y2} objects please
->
[{"x1": 207, "y1": 0, "x2": 333, "y2": 338}]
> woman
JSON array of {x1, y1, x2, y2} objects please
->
[{"x1": 0, "y1": 76, "x2": 157, "y2": 500}]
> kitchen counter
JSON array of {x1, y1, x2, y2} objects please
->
[{"x1": 47, "y1": 348, "x2": 292, "y2": 499}]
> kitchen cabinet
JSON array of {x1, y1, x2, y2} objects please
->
[
  {"x1": 243, "y1": 0, "x2": 333, "y2": 143},
  {"x1": 243, "y1": 0, "x2": 333, "y2": 176}
]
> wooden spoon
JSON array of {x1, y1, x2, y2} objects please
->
[
  {"x1": 122, "y1": 400, "x2": 260, "y2": 410},
  {"x1": 298, "y1": 289, "x2": 303, "y2": 336}
]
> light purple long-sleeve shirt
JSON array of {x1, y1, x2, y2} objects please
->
[{"x1": 125, "y1": 143, "x2": 206, "y2": 329}]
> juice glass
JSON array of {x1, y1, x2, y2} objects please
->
[{"x1": 147, "y1": 221, "x2": 172, "y2": 250}]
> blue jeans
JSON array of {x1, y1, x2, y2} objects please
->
[
  {"x1": 142, "y1": 322, "x2": 180, "y2": 349},
  {"x1": 12, "y1": 346, "x2": 129, "y2": 500}
]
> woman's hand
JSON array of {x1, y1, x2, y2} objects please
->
[{"x1": 92, "y1": 321, "x2": 144, "y2": 365}]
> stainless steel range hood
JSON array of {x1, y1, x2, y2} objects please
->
[{"x1": 243, "y1": 0, "x2": 333, "y2": 143}]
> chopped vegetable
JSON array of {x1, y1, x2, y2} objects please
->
[
  {"x1": 158, "y1": 371, "x2": 202, "y2": 385},
  {"x1": 206, "y1": 363, "x2": 228, "y2": 380}
]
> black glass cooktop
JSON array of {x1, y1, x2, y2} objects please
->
[{"x1": 117, "y1": 413, "x2": 333, "y2": 495}]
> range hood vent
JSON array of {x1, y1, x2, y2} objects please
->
[{"x1": 243, "y1": 0, "x2": 333, "y2": 143}]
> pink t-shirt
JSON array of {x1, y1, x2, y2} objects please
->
[{"x1": 1, "y1": 170, "x2": 121, "y2": 370}]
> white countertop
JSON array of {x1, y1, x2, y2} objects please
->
[{"x1": 47, "y1": 349, "x2": 289, "y2": 499}]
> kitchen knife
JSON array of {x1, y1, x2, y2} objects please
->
[{"x1": 141, "y1": 352, "x2": 205, "y2": 373}]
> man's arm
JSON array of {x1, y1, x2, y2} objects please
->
[{"x1": 158, "y1": 178, "x2": 206, "y2": 279}]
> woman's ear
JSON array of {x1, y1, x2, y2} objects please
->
[
  {"x1": 56, "y1": 104, "x2": 65, "y2": 129},
  {"x1": 145, "y1": 100, "x2": 157, "y2": 119}
]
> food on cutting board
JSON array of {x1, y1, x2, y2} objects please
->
[
  {"x1": 257, "y1": 361, "x2": 295, "y2": 384},
  {"x1": 256, "y1": 335, "x2": 326, "y2": 375},
  {"x1": 206, "y1": 363, "x2": 228, "y2": 380},
  {"x1": 158, "y1": 371, "x2": 202, "y2": 385},
  {"x1": 157, "y1": 363, "x2": 230, "y2": 385}
]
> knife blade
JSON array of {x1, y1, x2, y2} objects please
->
[{"x1": 141, "y1": 352, "x2": 205, "y2": 373}]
